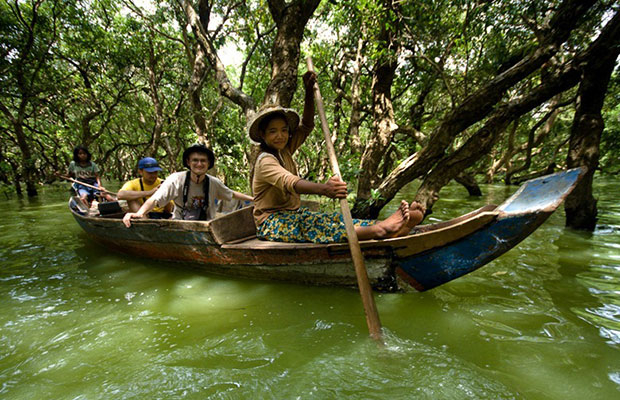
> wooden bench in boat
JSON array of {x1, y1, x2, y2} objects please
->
[{"x1": 207, "y1": 199, "x2": 321, "y2": 245}]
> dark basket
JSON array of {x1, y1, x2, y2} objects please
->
[{"x1": 98, "y1": 201, "x2": 123, "y2": 215}]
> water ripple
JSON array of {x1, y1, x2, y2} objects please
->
[{"x1": 1, "y1": 178, "x2": 620, "y2": 399}]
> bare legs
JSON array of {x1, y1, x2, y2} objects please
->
[
  {"x1": 355, "y1": 200, "x2": 408, "y2": 240},
  {"x1": 354, "y1": 200, "x2": 426, "y2": 240}
]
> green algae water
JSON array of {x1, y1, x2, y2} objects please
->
[{"x1": 1, "y1": 177, "x2": 619, "y2": 399}]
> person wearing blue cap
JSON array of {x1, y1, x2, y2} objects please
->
[
  {"x1": 122, "y1": 144, "x2": 253, "y2": 227},
  {"x1": 117, "y1": 157, "x2": 173, "y2": 218}
]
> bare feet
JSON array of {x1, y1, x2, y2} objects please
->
[
  {"x1": 372, "y1": 200, "x2": 410, "y2": 239},
  {"x1": 408, "y1": 201, "x2": 426, "y2": 227},
  {"x1": 395, "y1": 201, "x2": 426, "y2": 237}
]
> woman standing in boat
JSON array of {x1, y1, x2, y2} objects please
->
[{"x1": 250, "y1": 72, "x2": 425, "y2": 244}]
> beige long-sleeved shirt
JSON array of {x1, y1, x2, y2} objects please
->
[{"x1": 252, "y1": 123, "x2": 313, "y2": 226}]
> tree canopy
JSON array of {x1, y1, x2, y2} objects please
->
[{"x1": 1, "y1": 0, "x2": 618, "y2": 229}]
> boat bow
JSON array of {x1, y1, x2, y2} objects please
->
[{"x1": 394, "y1": 167, "x2": 586, "y2": 291}]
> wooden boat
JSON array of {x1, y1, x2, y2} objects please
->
[{"x1": 69, "y1": 168, "x2": 585, "y2": 292}]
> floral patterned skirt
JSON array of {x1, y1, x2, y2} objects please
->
[{"x1": 256, "y1": 207, "x2": 375, "y2": 244}]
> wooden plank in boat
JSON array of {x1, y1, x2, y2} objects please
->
[{"x1": 222, "y1": 238, "x2": 328, "y2": 250}]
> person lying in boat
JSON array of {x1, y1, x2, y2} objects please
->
[
  {"x1": 250, "y1": 79, "x2": 425, "y2": 243},
  {"x1": 67, "y1": 145, "x2": 115, "y2": 208},
  {"x1": 122, "y1": 144, "x2": 253, "y2": 227},
  {"x1": 117, "y1": 157, "x2": 174, "y2": 219}
]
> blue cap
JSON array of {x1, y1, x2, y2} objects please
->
[{"x1": 138, "y1": 157, "x2": 162, "y2": 172}]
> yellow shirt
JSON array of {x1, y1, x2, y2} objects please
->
[{"x1": 119, "y1": 177, "x2": 171, "y2": 213}]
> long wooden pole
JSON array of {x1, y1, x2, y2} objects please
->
[
  {"x1": 58, "y1": 175, "x2": 118, "y2": 196},
  {"x1": 306, "y1": 57, "x2": 383, "y2": 342}
]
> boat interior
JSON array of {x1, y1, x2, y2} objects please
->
[{"x1": 70, "y1": 196, "x2": 499, "y2": 250}]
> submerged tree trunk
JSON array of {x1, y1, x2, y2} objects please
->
[
  {"x1": 7, "y1": 157, "x2": 23, "y2": 196},
  {"x1": 0, "y1": 106, "x2": 38, "y2": 197},
  {"x1": 565, "y1": 35, "x2": 620, "y2": 230},
  {"x1": 0, "y1": 1, "x2": 56, "y2": 197},
  {"x1": 347, "y1": 37, "x2": 365, "y2": 155},
  {"x1": 504, "y1": 95, "x2": 568, "y2": 185},
  {"x1": 352, "y1": 0, "x2": 597, "y2": 218},
  {"x1": 413, "y1": 9, "x2": 620, "y2": 213},
  {"x1": 355, "y1": 1, "x2": 401, "y2": 207},
  {"x1": 17, "y1": 126, "x2": 38, "y2": 197},
  {"x1": 455, "y1": 172, "x2": 482, "y2": 196}
]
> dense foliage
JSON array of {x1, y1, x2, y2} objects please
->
[{"x1": 1, "y1": 0, "x2": 618, "y2": 223}]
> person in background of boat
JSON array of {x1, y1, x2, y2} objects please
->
[
  {"x1": 66, "y1": 145, "x2": 114, "y2": 208},
  {"x1": 122, "y1": 144, "x2": 253, "y2": 227},
  {"x1": 250, "y1": 73, "x2": 426, "y2": 244},
  {"x1": 117, "y1": 157, "x2": 174, "y2": 219}
]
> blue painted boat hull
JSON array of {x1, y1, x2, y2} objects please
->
[
  {"x1": 395, "y1": 168, "x2": 584, "y2": 290},
  {"x1": 395, "y1": 213, "x2": 545, "y2": 290}
]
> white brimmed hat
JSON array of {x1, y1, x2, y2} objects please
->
[{"x1": 247, "y1": 104, "x2": 300, "y2": 143}]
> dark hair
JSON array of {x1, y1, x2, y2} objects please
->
[
  {"x1": 257, "y1": 112, "x2": 289, "y2": 137},
  {"x1": 257, "y1": 112, "x2": 289, "y2": 165},
  {"x1": 182, "y1": 144, "x2": 215, "y2": 169},
  {"x1": 73, "y1": 145, "x2": 92, "y2": 163}
]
